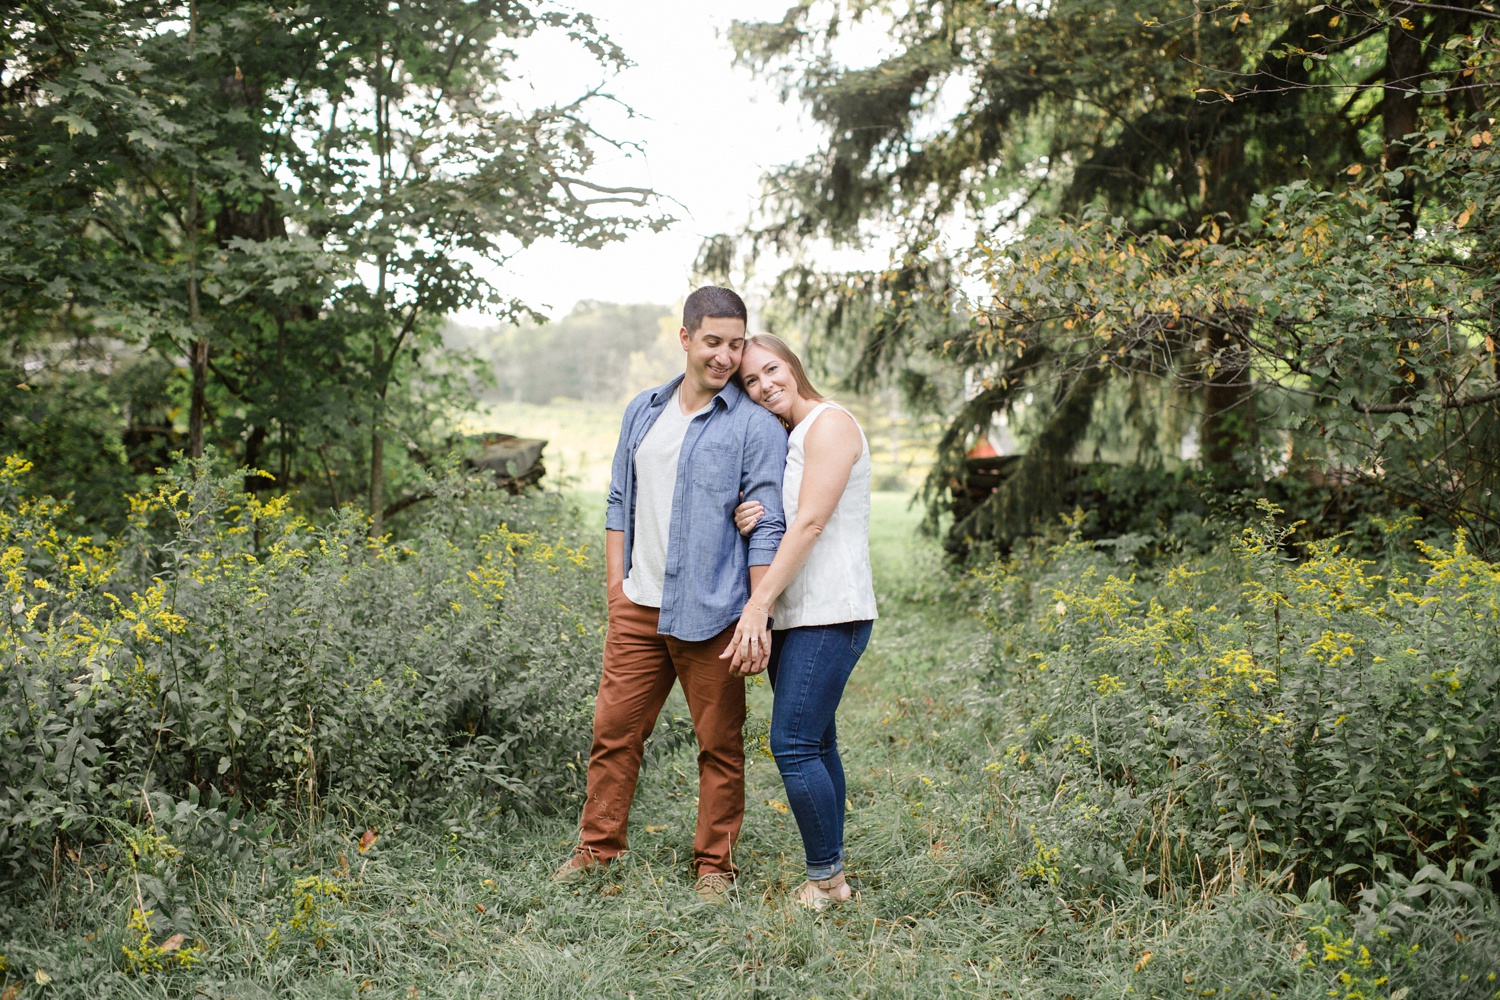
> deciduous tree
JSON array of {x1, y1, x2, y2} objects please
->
[{"x1": 0, "y1": 1, "x2": 660, "y2": 528}]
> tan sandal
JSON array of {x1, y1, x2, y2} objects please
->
[{"x1": 795, "y1": 871, "x2": 852, "y2": 910}]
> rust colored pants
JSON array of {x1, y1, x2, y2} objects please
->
[{"x1": 578, "y1": 582, "x2": 746, "y2": 875}]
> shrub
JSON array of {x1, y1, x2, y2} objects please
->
[
  {"x1": 950, "y1": 460, "x2": 1443, "y2": 562},
  {"x1": 0, "y1": 457, "x2": 603, "y2": 875},
  {"x1": 978, "y1": 503, "x2": 1500, "y2": 898}
]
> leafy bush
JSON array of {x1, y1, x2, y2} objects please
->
[
  {"x1": 978, "y1": 504, "x2": 1500, "y2": 898},
  {"x1": 0, "y1": 457, "x2": 603, "y2": 875},
  {"x1": 1068, "y1": 464, "x2": 1434, "y2": 557},
  {"x1": 950, "y1": 460, "x2": 1444, "y2": 562}
]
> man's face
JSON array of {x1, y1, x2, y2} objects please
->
[{"x1": 680, "y1": 316, "x2": 746, "y2": 394}]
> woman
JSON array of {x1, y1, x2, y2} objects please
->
[{"x1": 720, "y1": 334, "x2": 877, "y2": 910}]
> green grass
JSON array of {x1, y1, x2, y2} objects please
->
[{"x1": 0, "y1": 495, "x2": 1407, "y2": 999}]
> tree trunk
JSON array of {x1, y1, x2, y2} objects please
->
[
  {"x1": 369, "y1": 29, "x2": 389, "y2": 537},
  {"x1": 185, "y1": 0, "x2": 207, "y2": 463},
  {"x1": 243, "y1": 424, "x2": 267, "y2": 492},
  {"x1": 1383, "y1": 5, "x2": 1423, "y2": 234},
  {"x1": 185, "y1": 159, "x2": 204, "y2": 459},
  {"x1": 369, "y1": 334, "x2": 386, "y2": 534},
  {"x1": 188, "y1": 333, "x2": 208, "y2": 460},
  {"x1": 369, "y1": 424, "x2": 385, "y2": 536},
  {"x1": 1200, "y1": 323, "x2": 1256, "y2": 474},
  {"x1": 1383, "y1": 7, "x2": 1429, "y2": 400}
]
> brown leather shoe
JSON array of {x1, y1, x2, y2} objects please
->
[
  {"x1": 551, "y1": 854, "x2": 604, "y2": 883},
  {"x1": 694, "y1": 870, "x2": 734, "y2": 903}
]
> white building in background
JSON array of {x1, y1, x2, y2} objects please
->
[
  {"x1": 986, "y1": 410, "x2": 1018, "y2": 456},
  {"x1": 1179, "y1": 425, "x2": 1200, "y2": 461},
  {"x1": 962, "y1": 367, "x2": 1021, "y2": 456}
]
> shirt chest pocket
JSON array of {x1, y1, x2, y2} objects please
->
[{"x1": 689, "y1": 441, "x2": 738, "y2": 498}]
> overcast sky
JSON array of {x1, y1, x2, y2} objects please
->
[{"x1": 468, "y1": 2, "x2": 852, "y2": 323}]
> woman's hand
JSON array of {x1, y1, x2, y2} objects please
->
[
  {"x1": 733, "y1": 499, "x2": 764, "y2": 538},
  {"x1": 719, "y1": 602, "x2": 771, "y2": 677}
]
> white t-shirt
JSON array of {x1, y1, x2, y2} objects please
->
[{"x1": 623, "y1": 390, "x2": 710, "y2": 608}]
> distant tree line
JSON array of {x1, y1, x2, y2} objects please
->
[{"x1": 447, "y1": 301, "x2": 676, "y2": 406}]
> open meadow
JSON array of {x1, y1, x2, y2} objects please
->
[
  {"x1": 4, "y1": 477, "x2": 1497, "y2": 999},
  {"x1": 7, "y1": 5, "x2": 1500, "y2": 997}
]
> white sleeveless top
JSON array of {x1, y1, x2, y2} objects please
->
[{"x1": 774, "y1": 403, "x2": 879, "y2": 630}]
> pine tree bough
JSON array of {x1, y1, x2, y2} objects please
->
[{"x1": 730, "y1": 0, "x2": 1499, "y2": 551}]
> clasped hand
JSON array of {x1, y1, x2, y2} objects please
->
[
  {"x1": 721, "y1": 497, "x2": 771, "y2": 677},
  {"x1": 720, "y1": 603, "x2": 771, "y2": 677}
]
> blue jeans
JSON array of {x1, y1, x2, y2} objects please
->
[{"x1": 767, "y1": 620, "x2": 874, "y2": 880}]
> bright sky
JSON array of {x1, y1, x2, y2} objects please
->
[{"x1": 470, "y1": 2, "x2": 839, "y2": 322}]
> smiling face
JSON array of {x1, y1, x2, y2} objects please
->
[
  {"x1": 680, "y1": 316, "x2": 746, "y2": 399},
  {"x1": 738, "y1": 341, "x2": 800, "y2": 421}
]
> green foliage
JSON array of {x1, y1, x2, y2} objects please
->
[
  {"x1": 4, "y1": 495, "x2": 1496, "y2": 998},
  {"x1": 951, "y1": 114, "x2": 1500, "y2": 550},
  {"x1": 949, "y1": 461, "x2": 1446, "y2": 561},
  {"x1": 0, "y1": 1, "x2": 661, "y2": 527},
  {"x1": 1305, "y1": 868, "x2": 1500, "y2": 1000},
  {"x1": 733, "y1": 0, "x2": 1363, "y2": 240},
  {"x1": 729, "y1": 0, "x2": 1417, "y2": 372},
  {"x1": 734, "y1": 1, "x2": 1500, "y2": 552},
  {"x1": 977, "y1": 504, "x2": 1500, "y2": 899},
  {"x1": 0, "y1": 361, "x2": 159, "y2": 532},
  {"x1": 0, "y1": 456, "x2": 603, "y2": 876}
]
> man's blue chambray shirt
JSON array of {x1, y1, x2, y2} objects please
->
[{"x1": 606, "y1": 374, "x2": 787, "y2": 642}]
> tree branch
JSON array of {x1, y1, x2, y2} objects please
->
[
  {"x1": 552, "y1": 175, "x2": 655, "y2": 207},
  {"x1": 1356, "y1": 384, "x2": 1500, "y2": 414}
]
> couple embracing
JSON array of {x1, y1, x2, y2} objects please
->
[{"x1": 553, "y1": 285, "x2": 877, "y2": 909}]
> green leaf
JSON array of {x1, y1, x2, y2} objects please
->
[{"x1": 51, "y1": 112, "x2": 99, "y2": 138}]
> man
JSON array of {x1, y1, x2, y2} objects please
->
[{"x1": 554, "y1": 285, "x2": 787, "y2": 900}]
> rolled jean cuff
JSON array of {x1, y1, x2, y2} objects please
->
[{"x1": 806, "y1": 856, "x2": 843, "y2": 881}]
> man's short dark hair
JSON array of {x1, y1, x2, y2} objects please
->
[{"x1": 683, "y1": 286, "x2": 747, "y2": 335}]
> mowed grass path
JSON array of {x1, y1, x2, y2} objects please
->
[
  {"x1": 12, "y1": 495, "x2": 1327, "y2": 999},
  {"x1": 368, "y1": 494, "x2": 1018, "y2": 999}
]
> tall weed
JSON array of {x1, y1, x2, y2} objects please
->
[
  {"x1": 0, "y1": 457, "x2": 603, "y2": 875},
  {"x1": 979, "y1": 504, "x2": 1500, "y2": 897}
]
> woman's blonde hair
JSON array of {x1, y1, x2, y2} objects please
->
[{"x1": 741, "y1": 333, "x2": 826, "y2": 406}]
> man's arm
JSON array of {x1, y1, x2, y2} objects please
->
[
  {"x1": 741, "y1": 409, "x2": 788, "y2": 567},
  {"x1": 719, "y1": 410, "x2": 787, "y2": 676},
  {"x1": 604, "y1": 397, "x2": 638, "y2": 536}
]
